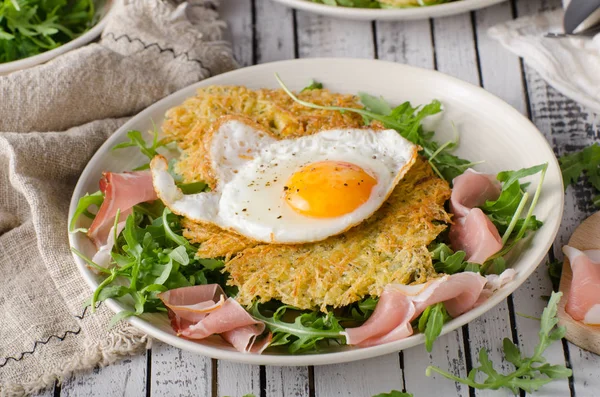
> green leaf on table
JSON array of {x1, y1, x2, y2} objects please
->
[
  {"x1": 426, "y1": 291, "x2": 572, "y2": 394},
  {"x1": 372, "y1": 391, "x2": 413, "y2": 397},
  {"x1": 559, "y1": 143, "x2": 600, "y2": 191},
  {"x1": 546, "y1": 259, "x2": 563, "y2": 292}
]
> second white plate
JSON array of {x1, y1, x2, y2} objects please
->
[{"x1": 270, "y1": 0, "x2": 507, "y2": 21}]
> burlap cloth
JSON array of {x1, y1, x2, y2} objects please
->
[{"x1": 0, "y1": 1, "x2": 236, "y2": 395}]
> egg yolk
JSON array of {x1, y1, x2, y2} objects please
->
[{"x1": 283, "y1": 161, "x2": 377, "y2": 218}]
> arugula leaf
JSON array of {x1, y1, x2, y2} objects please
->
[
  {"x1": 276, "y1": 74, "x2": 475, "y2": 183},
  {"x1": 69, "y1": 190, "x2": 104, "y2": 232},
  {"x1": 483, "y1": 163, "x2": 548, "y2": 267},
  {"x1": 112, "y1": 129, "x2": 166, "y2": 170},
  {"x1": 301, "y1": 79, "x2": 323, "y2": 91},
  {"x1": 429, "y1": 243, "x2": 475, "y2": 275},
  {"x1": 372, "y1": 391, "x2": 413, "y2": 397},
  {"x1": 546, "y1": 259, "x2": 563, "y2": 292},
  {"x1": 426, "y1": 292, "x2": 572, "y2": 394},
  {"x1": 423, "y1": 303, "x2": 450, "y2": 352},
  {"x1": 560, "y1": 143, "x2": 600, "y2": 190},
  {"x1": 347, "y1": 296, "x2": 379, "y2": 323},
  {"x1": 0, "y1": 0, "x2": 96, "y2": 64},
  {"x1": 251, "y1": 303, "x2": 345, "y2": 353},
  {"x1": 78, "y1": 207, "x2": 233, "y2": 323}
]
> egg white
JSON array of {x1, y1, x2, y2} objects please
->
[{"x1": 151, "y1": 120, "x2": 418, "y2": 244}]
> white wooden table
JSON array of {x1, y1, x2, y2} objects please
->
[{"x1": 43, "y1": 0, "x2": 600, "y2": 395}]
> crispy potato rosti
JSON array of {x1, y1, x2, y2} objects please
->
[
  {"x1": 166, "y1": 85, "x2": 451, "y2": 311},
  {"x1": 162, "y1": 85, "x2": 365, "y2": 186}
]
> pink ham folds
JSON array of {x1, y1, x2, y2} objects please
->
[
  {"x1": 159, "y1": 285, "x2": 272, "y2": 353},
  {"x1": 449, "y1": 169, "x2": 503, "y2": 264},
  {"x1": 87, "y1": 171, "x2": 158, "y2": 247},
  {"x1": 562, "y1": 246, "x2": 600, "y2": 325},
  {"x1": 343, "y1": 270, "x2": 515, "y2": 347}
]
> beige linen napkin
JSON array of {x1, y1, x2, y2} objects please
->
[{"x1": 0, "y1": 1, "x2": 236, "y2": 395}]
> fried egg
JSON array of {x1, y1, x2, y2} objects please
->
[{"x1": 150, "y1": 119, "x2": 418, "y2": 244}]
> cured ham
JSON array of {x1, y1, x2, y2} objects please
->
[
  {"x1": 343, "y1": 271, "x2": 516, "y2": 347},
  {"x1": 449, "y1": 208, "x2": 503, "y2": 264},
  {"x1": 159, "y1": 285, "x2": 271, "y2": 353},
  {"x1": 87, "y1": 171, "x2": 158, "y2": 247},
  {"x1": 450, "y1": 169, "x2": 501, "y2": 218},
  {"x1": 563, "y1": 246, "x2": 600, "y2": 325},
  {"x1": 449, "y1": 169, "x2": 503, "y2": 264}
]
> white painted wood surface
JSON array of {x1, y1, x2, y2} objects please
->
[{"x1": 61, "y1": 0, "x2": 600, "y2": 395}]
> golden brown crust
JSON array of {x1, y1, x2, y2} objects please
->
[{"x1": 162, "y1": 86, "x2": 366, "y2": 185}]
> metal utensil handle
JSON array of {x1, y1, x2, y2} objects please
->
[{"x1": 564, "y1": 0, "x2": 600, "y2": 34}]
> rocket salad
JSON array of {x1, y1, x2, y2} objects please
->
[{"x1": 71, "y1": 78, "x2": 548, "y2": 358}]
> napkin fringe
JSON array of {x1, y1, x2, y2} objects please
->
[{"x1": 0, "y1": 327, "x2": 150, "y2": 397}]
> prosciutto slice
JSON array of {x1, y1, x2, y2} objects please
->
[
  {"x1": 563, "y1": 246, "x2": 600, "y2": 325},
  {"x1": 88, "y1": 171, "x2": 158, "y2": 247},
  {"x1": 343, "y1": 271, "x2": 509, "y2": 347},
  {"x1": 159, "y1": 285, "x2": 271, "y2": 353},
  {"x1": 450, "y1": 169, "x2": 502, "y2": 217},
  {"x1": 449, "y1": 169, "x2": 503, "y2": 264}
]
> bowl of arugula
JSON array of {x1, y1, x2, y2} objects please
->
[{"x1": 0, "y1": 0, "x2": 113, "y2": 74}]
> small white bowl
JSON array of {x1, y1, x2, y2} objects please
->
[{"x1": 0, "y1": 0, "x2": 114, "y2": 75}]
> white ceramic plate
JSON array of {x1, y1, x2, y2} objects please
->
[
  {"x1": 69, "y1": 58, "x2": 563, "y2": 366},
  {"x1": 270, "y1": 0, "x2": 507, "y2": 21},
  {"x1": 0, "y1": 0, "x2": 114, "y2": 75}
]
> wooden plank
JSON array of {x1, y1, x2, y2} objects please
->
[
  {"x1": 403, "y1": 331, "x2": 470, "y2": 397},
  {"x1": 217, "y1": 361, "x2": 261, "y2": 397},
  {"x1": 61, "y1": 353, "x2": 147, "y2": 397},
  {"x1": 150, "y1": 342, "x2": 211, "y2": 396},
  {"x1": 265, "y1": 365, "x2": 310, "y2": 397},
  {"x1": 314, "y1": 354, "x2": 404, "y2": 397},
  {"x1": 255, "y1": 1, "x2": 295, "y2": 63},
  {"x1": 295, "y1": 11, "x2": 374, "y2": 58},
  {"x1": 219, "y1": 0, "x2": 253, "y2": 67},
  {"x1": 432, "y1": 13, "x2": 479, "y2": 86},
  {"x1": 376, "y1": 19, "x2": 434, "y2": 68}
]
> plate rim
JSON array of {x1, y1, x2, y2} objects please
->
[
  {"x1": 68, "y1": 57, "x2": 564, "y2": 366},
  {"x1": 269, "y1": 0, "x2": 508, "y2": 21}
]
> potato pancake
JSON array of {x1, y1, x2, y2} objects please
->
[{"x1": 164, "y1": 85, "x2": 451, "y2": 311}]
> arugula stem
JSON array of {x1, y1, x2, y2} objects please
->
[
  {"x1": 113, "y1": 208, "x2": 121, "y2": 249},
  {"x1": 275, "y1": 73, "x2": 406, "y2": 132},
  {"x1": 501, "y1": 192, "x2": 529, "y2": 245},
  {"x1": 515, "y1": 164, "x2": 547, "y2": 241},
  {"x1": 91, "y1": 270, "x2": 117, "y2": 313},
  {"x1": 71, "y1": 247, "x2": 112, "y2": 274}
]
